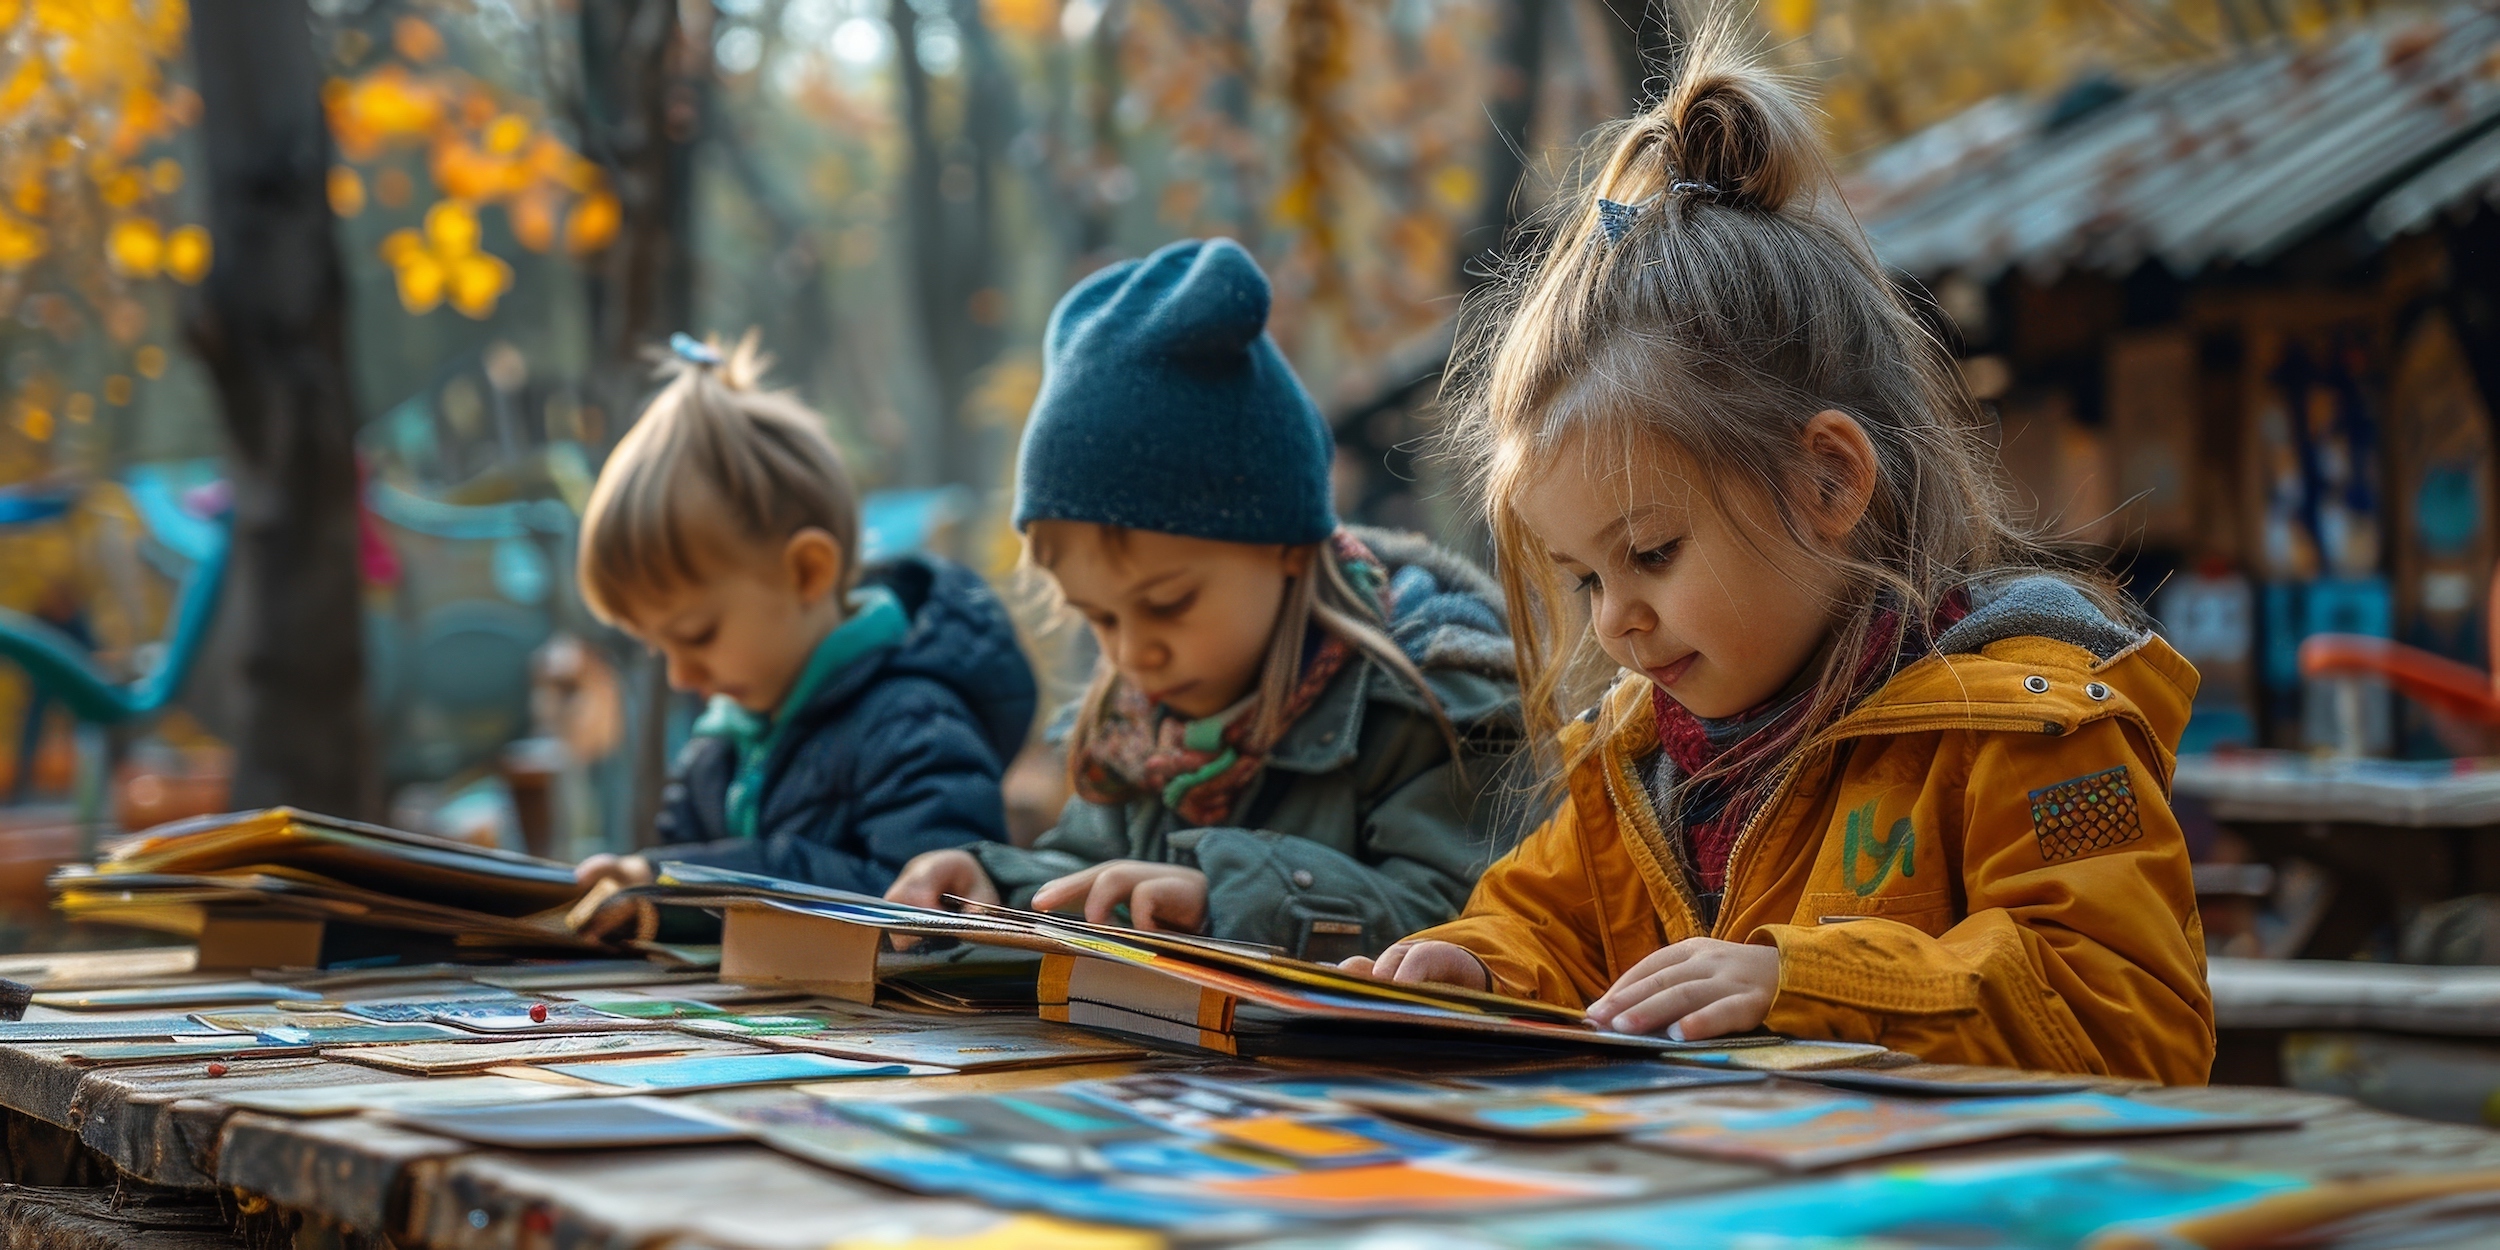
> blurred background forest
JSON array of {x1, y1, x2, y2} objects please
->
[{"x1": 1, "y1": 0, "x2": 2490, "y2": 948}]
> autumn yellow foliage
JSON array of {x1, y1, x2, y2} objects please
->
[
  {"x1": 0, "y1": 0, "x2": 203, "y2": 445},
  {"x1": 322, "y1": 17, "x2": 621, "y2": 320}
]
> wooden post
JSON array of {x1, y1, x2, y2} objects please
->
[
  {"x1": 184, "y1": 0, "x2": 379, "y2": 819},
  {"x1": 574, "y1": 0, "x2": 703, "y2": 845}
]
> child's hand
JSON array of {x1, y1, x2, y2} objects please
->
[
  {"x1": 883, "y1": 849, "x2": 1001, "y2": 951},
  {"x1": 569, "y1": 855, "x2": 657, "y2": 941},
  {"x1": 1341, "y1": 940, "x2": 1489, "y2": 990},
  {"x1": 884, "y1": 849, "x2": 1001, "y2": 910},
  {"x1": 1584, "y1": 938, "x2": 1779, "y2": 1039},
  {"x1": 575, "y1": 854, "x2": 656, "y2": 889},
  {"x1": 1030, "y1": 861, "x2": 1207, "y2": 933}
]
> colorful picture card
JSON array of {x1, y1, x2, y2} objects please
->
[
  {"x1": 218, "y1": 1074, "x2": 586, "y2": 1117},
  {"x1": 324, "y1": 1033, "x2": 714, "y2": 1075},
  {"x1": 1660, "y1": 1039, "x2": 1895, "y2": 1072},
  {"x1": 345, "y1": 997, "x2": 646, "y2": 1033},
  {"x1": 1628, "y1": 1087, "x2": 2295, "y2": 1170},
  {"x1": 188, "y1": 1011, "x2": 469, "y2": 1046},
  {"x1": 836, "y1": 1090, "x2": 1220, "y2": 1181},
  {"x1": 1334, "y1": 1090, "x2": 1661, "y2": 1141},
  {"x1": 673, "y1": 1013, "x2": 846, "y2": 1038},
  {"x1": 1447, "y1": 1063, "x2": 1765, "y2": 1097},
  {"x1": 1185, "y1": 1157, "x2": 1643, "y2": 1217},
  {"x1": 702, "y1": 1087, "x2": 1641, "y2": 1232},
  {"x1": 1216, "y1": 1072, "x2": 1447, "y2": 1108},
  {"x1": 540, "y1": 1050, "x2": 919, "y2": 1091},
  {"x1": 34, "y1": 981, "x2": 327, "y2": 1011},
  {"x1": 695, "y1": 1090, "x2": 1271, "y2": 1235},
  {"x1": 760, "y1": 1022, "x2": 1146, "y2": 1071},
  {"x1": 574, "y1": 999, "x2": 729, "y2": 1022},
  {"x1": 1080, "y1": 1076, "x2": 1455, "y2": 1167},
  {"x1": 0, "y1": 1016, "x2": 241, "y2": 1043},
  {"x1": 1459, "y1": 1150, "x2": 2312, "y2": 1248},
  {"x1": 392, "y1": 1096, "x2": 751, "y2": 1150},
  {"x1": 61, "y1": 1036, "x2": 319, "y2": 1066}
]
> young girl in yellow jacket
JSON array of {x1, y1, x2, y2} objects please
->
[{"x1": 1345, "y1": 28, "x2": 2215, "y2": 1084}]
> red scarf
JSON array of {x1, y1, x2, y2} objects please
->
[{"x1": 1652, "y1": 596, "x2": 1966, "y2": 893}]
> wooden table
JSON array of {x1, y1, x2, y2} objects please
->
[
  {"x1": 0, "y1": 947, "x2": 2496, "y2": 1250},
  {"x1": 2172, "y1": 753, "x2": 2500, "y2": 828}
]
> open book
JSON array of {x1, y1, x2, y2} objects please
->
[
  {"x1": 622, "y1": 863, "x2": 1770, "y2": 1057},
  {"x1": 52, "y1": 808, "x2": 601, "y2": 963}
]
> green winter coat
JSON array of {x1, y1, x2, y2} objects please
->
[{"x1": 970, "y1": 529, "x2": 1529, "y2": 961}]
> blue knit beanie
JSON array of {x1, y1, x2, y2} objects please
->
[{"x1": 1014, "y1": 238, "x2": 1338, "y2": 546}]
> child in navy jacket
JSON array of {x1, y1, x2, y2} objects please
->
[{"x1": 572, "y1": 333, "x2": 1035, "y2": 904}]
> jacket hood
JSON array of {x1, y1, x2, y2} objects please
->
[
  {"x1": 1936, "y1": 576, "x2": 2144, "y2": 661},
  {"x1": 1841, "y1": 575, "x2": 2195, "y2": 771},
  {"x1": 1356, "y1": 525, "x2": 1514, "y2": 682},
  {"x1": 804, "y1": 555, "x2": 1037, "y2": 764},
  {"x1": 1266, "y1": 528, "x2": 1523, "y2": 774}
]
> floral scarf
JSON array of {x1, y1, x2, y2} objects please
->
[
  {"x1": 1074, "y1": 531, "x2": 1392, "y2": 827},
  {"x1": 1652, "y1": 594, "x2": 1968, "y2": 898}
]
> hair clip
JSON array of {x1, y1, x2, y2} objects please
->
[
  {"x1": 1596, "y1": 197, "x2": 1649, "y2": 245},
  {"x1": 669, "y1": 333, "x2": 723, "y2": 366},
  {"x1": 1669, "y1": 180, "x2": 1722, "y2": 199}
]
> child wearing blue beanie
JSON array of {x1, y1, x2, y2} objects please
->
[{"x1": 886, "y1": 238, "x2": 1525, "y2": 960}]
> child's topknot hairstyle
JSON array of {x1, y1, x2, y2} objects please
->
[
  {"x1": 578, "y1": 330, "x2": 862, "y2": 623},
  {"x1": 1447, "y1": 14, "x2": 2107, "y2": 775}
]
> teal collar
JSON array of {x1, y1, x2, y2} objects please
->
[{"x1": 693, "y1": 585, "x2": 909, "y2": 839}]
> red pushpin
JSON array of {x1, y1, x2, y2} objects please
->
[
  {"x1": 528, "y1": 1003, "x2": 549, "y2": 1024},
  {"x1": 205, "y1": 1061, "x2": 228, "y2": 1077}
]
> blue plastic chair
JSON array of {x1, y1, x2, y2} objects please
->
[{"x1": 0, "y1": 472, "x2": 229, "y2": 726}]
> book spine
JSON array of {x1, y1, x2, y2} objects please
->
[{"x1": 1038, "y1": 953, "x2": 1238, "y2": 1053}]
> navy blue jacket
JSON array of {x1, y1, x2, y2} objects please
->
[{"x1": 653, "y1": 555, "x2": 1036, "y2": 892}]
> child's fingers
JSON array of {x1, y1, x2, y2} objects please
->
[
  {"x1": 1367, "y1": 943, "x2": 1414, "y2": 979},
  {"x1": 1130, "y1": 876, "x2": 1202, "y2": 933},
  {"x1": 1029, "y1": 863, "x2": 1109, "y2": 912},
  {"x1": 1395, "y1": 943, "x2": 1489, "y2": 989},
  {"x1": 1596, "y1": 976, "x2": 1724, "y2": 1035},
  {"x1": 1587, "y1": 944, "x2": 1701, "y2": 1017},
  {"x1": 1339, "y1": 955, "x2": 1379, "y2": 975},
  {"x1": 1082, "y1": 863, "x2": 1155, "y2": 925},
  {"x1": 958, "y1": 865, "x2": 1001, "y2": 907},
  {"x1": 883, "y1": 866, "x2": 942, "y2": 909},
  {"x1": 1668, "y1": 990, "x2": 1770, "y2": 1042}
]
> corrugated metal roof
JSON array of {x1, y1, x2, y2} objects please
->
[
  {"x1": 1846, "y1": 6, "x2": 2500, "y2": 282},
  {"x1": 2368, "y1": 117, "x2": 2500, "y2": 238}
]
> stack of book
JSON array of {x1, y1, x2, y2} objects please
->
[
  {"x1": 51, "y1": 808, "x2": 600, "y2": 967},
  {"x1": 618, "y1": 864, "x2": 1762, "y2": 1059}
]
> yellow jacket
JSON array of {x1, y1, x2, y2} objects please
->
[{"x1": 1411, "y1": 586, "x2": 2215, "y2": 1084}]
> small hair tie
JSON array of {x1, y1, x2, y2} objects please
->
[
  {"x1": 1669, "y1": 180, "x2": 1722, "y2": 199},
  {"x1": 669, "y1": 333, "x2": 722, "y2": 366},
  {"x1": 1596, "y1": 196, "x2": 1653, "y2": 245}
]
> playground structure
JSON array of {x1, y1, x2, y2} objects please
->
[{"x1": 2300, "y1": 566, "x2": 2500, "y2": 739}]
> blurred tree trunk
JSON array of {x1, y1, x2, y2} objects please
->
[
  {"x1": 1593, "y1": 0, "x2": 1678, "y2": 109},
  {"x1": 892, "y1": 0, "x2": 1008, "y2": 487},
  {"x1": 573, "y1": 0, "x2": 702, "y2": 847},
  {"x1": 1458, "y1": 0, "x2": 1549, "y2": 289},
  {"x1": 185, "y1": 0, "x2": 379, "y2": 819},
  {"x1": 577, "y1": 0, "x2": 700, "y2": 418},
  {"x1": 951, "y1": 0, "x2": 1015, "y2": 482},
  {"x1": 1078, "y1": 10, "x2": 1126, "y2": 257}
]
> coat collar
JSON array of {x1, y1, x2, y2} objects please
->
[{"x1": 1586, "y1": 629, "x2": 2199, "y2": 789}]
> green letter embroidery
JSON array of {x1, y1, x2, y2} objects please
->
[{"x1": 1842, "y1": 801, "x2": 1916, "y2": 897}]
